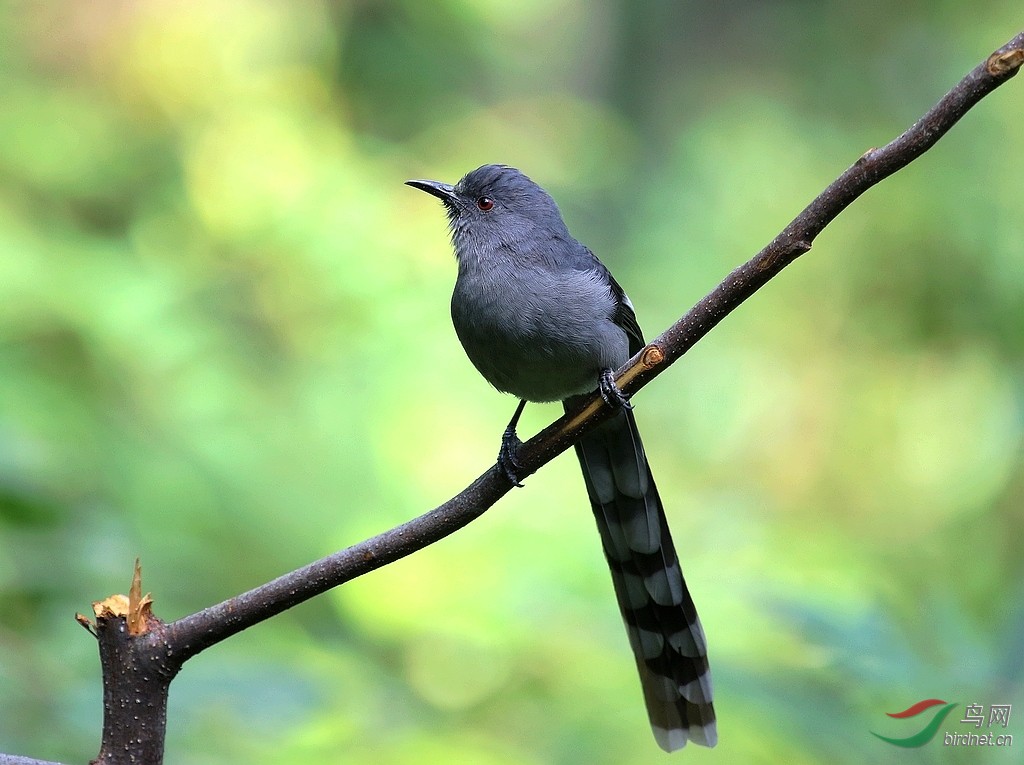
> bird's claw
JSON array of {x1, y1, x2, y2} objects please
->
[
  {"x1": 498, "y1": 426, "x2": 526, "y2": 487},
  {"x1": 599, "y1": 368, "x2": 633, "y2": 410}
]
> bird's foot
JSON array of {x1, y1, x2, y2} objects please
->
[
  {"x1": 599, "y1": 368, "x2": 633, "y2": 410},
  {"x1": 498, "y1": 426, "x2": 526, "y2": 487},
  {"x1": 497, "y1": 399, "x2": 529, "y2": 487}
]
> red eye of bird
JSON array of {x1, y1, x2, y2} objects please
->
[{"x1": 476, "y1": 196, "x2": 494, "y2": 211}]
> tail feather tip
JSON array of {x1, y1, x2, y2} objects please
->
[{"x1": 652, "y1": 722, "x2": 718, "y2": 752}]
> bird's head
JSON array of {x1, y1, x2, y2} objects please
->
[{"x1": 406, "y1": 164, "x2": 570, "y2": 251}]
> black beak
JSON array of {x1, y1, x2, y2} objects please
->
[{"x1": 405, "y1": 179, "x2": 458, "y2": 205}]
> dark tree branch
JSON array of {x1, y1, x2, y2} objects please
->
[
  {"x1": 3, "y1": 29, "x2": 1021, "y2": 765},
  {"x1": 628, "y1": 34, "x2": 1024, "y2": 386},
  {"x1": 93, "y1": 610, "x2": 172, "y2": 764},
  {"x1": 161, "y1": 471, "x2": 510, "y2": 661}
]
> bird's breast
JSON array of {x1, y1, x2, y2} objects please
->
[{"x1": 450, "y1": 261, "x2": 629, "y2": 402}]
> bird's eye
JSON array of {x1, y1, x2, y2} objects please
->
[{"x1": 476, "y1": 196, "x2": 494, "y2": 211}]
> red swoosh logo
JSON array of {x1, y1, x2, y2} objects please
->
[{"x1": 887, "y1": 699, "x2": 948, "y2": 718}]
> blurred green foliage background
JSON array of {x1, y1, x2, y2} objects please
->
[{"x1": 1, "y1": 2, "x2": 1022, "y2": 763}]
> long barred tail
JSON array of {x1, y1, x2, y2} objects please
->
[{"x1": 570, "y1": 405, "x2": 716, "y2": 751}]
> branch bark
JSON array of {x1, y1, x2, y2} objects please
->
[{"x1": 3, "y1": 29, "x2": 1021, "y2": 765}]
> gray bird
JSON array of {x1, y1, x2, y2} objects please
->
[{"x1": 406, "y1": 164, "x2": 716, "y2": 751}]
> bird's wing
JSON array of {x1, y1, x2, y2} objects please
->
[
  {"x1": 607, "y1": 271, "x2": 645, "y2": 356},
  {"x1": 572, "y1": 245, "x2": 646, "y2": 356}
]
